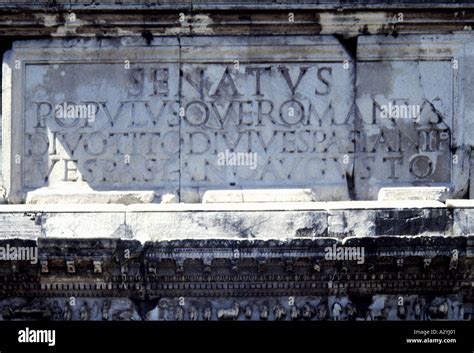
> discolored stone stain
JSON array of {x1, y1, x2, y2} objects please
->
[
  {"x1": 360, "y1": 24, "x2": 370, "y2": 35},
  {"x1": 375, "y1": 209, "x2": 452, "y2": 236},
  {"x1": 209, "y1": 213, "x2": 268, "y2": 238},
  {"x1": 356, "y1": 61, "x2": 394, "y2": 97},
  {"x1": 40, "y1": 61, "x2": 120, "y2": 101},
  {"x1": 141, "y1": 30, "x2": 153, "y2": 45}
]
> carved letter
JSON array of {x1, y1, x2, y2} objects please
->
[
  {"x1": 245, "y1": 67, "x2": 271, "y2": 97},
  {"x1": 210, "y1": 68, "x2": 242, "y2": 98},
  {"x1": 315, "y1": 67, "x2": 332, "y2": 95},
  {"x1": 278, "y1": 66, "x2": 309, "y2": 96}
]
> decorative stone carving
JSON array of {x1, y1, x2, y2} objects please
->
[
  {"x1": 413, "y1": 298, "x2": 426, "y2": 321},
  {"x1": 63, "y1": 302, "x2": 73, "y2": 321},
  {"x1": 302, "y1": 304, "x2": 315, "y2": 320},
  {"x1": 102, "y1": 300, "x2": 111, "y2": 321},
  {"x1": 397, "y1": 304, "x2": 407, "y2": 320},
  {"x1": 50, "y1": 301, "x2": 62, "y2": 321},
  {"x1": 290, "y1": 305, "x2": 301, "y2": 320},
  {"x1": 427, "y1": 299, "x2": 449, "y2": 320},
  {"x1": 316, "y1": 302, "x2": 328, "y2": 321},
  {"x1": 79, "y1": 302, "x2": 90, "y2": 321},
  {"x1": 259, "y1": 305, "x2": 269, "y2": 321},
  {"x1": 112, "y1": 305, "x2": 138, "y2": 321},
  {"x1": 174, "y1": 306, "x2": 184, "y2": 321},
  {"x1": 0, "y1": 237, "x2": 469, "y2": 321},
  {"x1": 273, "y1": 305, "x2": 287, "y2": 321},
  {"x1": 189, "y1": 306, "x2": 199, "y2": 321},
  {"x1": 244, "y1": 306, "x2": 252, "y2": 320},
  {"x1": 346, "y1": 303, "x2": 357, "y2": 321},
  {"x1": 332, "y1": 302, "x2": 342, "y2": 321},
  {"x1": 217, "y1": 303, "x2": 239, "y2": 321},
  {"x1": 203, "y1": 307, "x2": 212, "y2": 321}
]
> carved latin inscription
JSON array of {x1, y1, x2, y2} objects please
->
[{"x1": 23, "y1": 62, "x2": 355, "y2": 193}]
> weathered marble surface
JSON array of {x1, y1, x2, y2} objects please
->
[
  {"x1": 0, "y1": 200, "x2": 464, "y2": 241},
  {"x1": 0, "y1": 0, "x2": 472, "y2": 10},
  {"x1": 0, "y1": 1, "x2": 473, "y2": 42},
  {"x1": 2, "y1": 36, "x2": 358, "y2": 203},
  {"x1": 0, "y1": 1, "x2": 472, "y2": 325},
  {"x1": 3, "y1": 35, "x2": 474, "y2": 203},
  {"x1": 356, "y1": 35, "x2": 470, "y2": 201},
  {"x1": 0, "y1": 237, "x2": 470, "y2": 321},
  {"x1": 0, "y1": 294, "x2": 466, "y2": 321},
  {"x1": 378, "y1": 187, "x2": 449, "y2": 201}
]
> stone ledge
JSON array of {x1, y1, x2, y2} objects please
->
[
  {"x1": 1, "y1": 0, "x2": 474, "y2": 10},
  {"x1": 0, "y1": 204, "x2": 127, "y2": 213},
  {"x1": 0, "y1": 7, "x2": 472, "y2": 39},
  {"x1": 0, "y1": 236, "x2": 471, "y2": 321},
  {"x1": 446, "y1": 199, "x2": 474, "y2": 208},
  {"x1": 120, "y1": 200, "x2": 449, "y2": 211},
  {"x1": 378, "y1": 187, "x2": 450, "y2": 201},
  {"x1": 0, "y1": 200, "x2": 448, "y2": 213},
  {"x1": 0, "y1": 200, "x2": 458, "y2": 241},
  {"x1": 25, "y1": 189, "x2": 159, "y2": 205},
  {"x1": 201, "y1": 188, "x2": 349, "y2": 203}
]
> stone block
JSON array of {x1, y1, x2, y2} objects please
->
[
  {"x1": 26, "y1": 189, "x2": 158, "y2": 205},
  {"x1": 2, "y1": 37, "x2": 181, "y2": 204},
  {"x1": 178, "y1": 36, "x2": 354, "y2": 201},
  {"x1": 2, "y1": 35, "x2": 474, "y2": 204},
  {"x1": 0, "y1": 212, "x2": 41, "y2": 239},
  {"x1": 201, "y1": 187, "x2": 348, "y2": 203},
  {"x1": 327, "y1": 209, "x2": 376, "y2": 238},
  {"x1": 447, "y1": 200, "x2": 474, "y2": 235},
  {"x1": 0, "y1": 204, "x2": 126, "y2": 239},
  {"x1": 41, "y1": 209, "x2": 126, "y2": 238},
  {"x1": 2, "y1": 36, "x2": 354, "y2": 203},
  {"x1": 355, "y1": 35, "x2": 469, "y2": 200},
  {"x1": 126, "y1": 206, "x2": 328, "y2": 243},
  {"x1": 377, "y1": 187, "x2": 449, "y2": 201},
  {"x1": 374, "y1": 208, "x2": 452, "y2": 236},
  {"x1": 327, "y1": 200, "x2": 450, "y2": 237}
]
